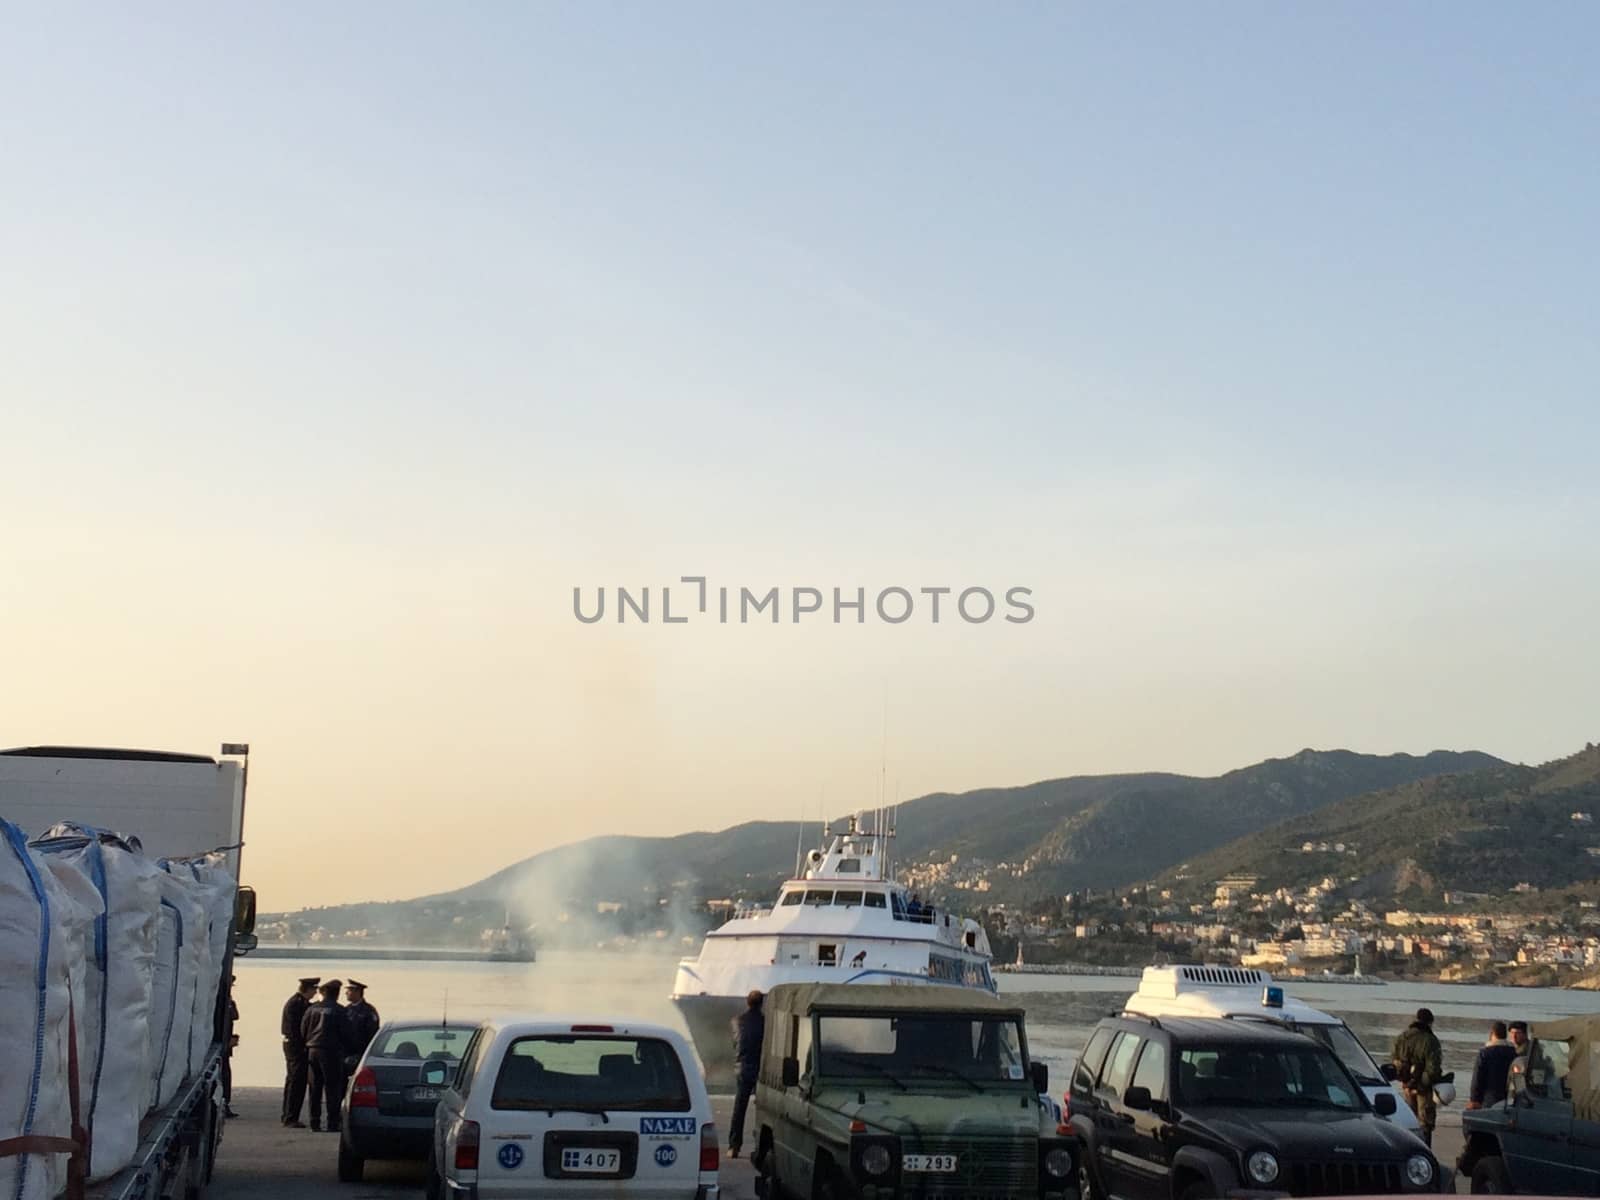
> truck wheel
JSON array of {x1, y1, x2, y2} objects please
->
[
  {"x1": 337, "y1": 1141, "x2": 365, "y2": 1183},
  {"x1": 1472, "y1": 1156, "x2": 1513, "y2": 1194}
]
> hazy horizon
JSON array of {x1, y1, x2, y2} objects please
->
[{"x1": 5, "y1": 6, "x2": 1597, "y2": 908}]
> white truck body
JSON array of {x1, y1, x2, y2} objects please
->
[{"x1": 0, "y1": 745, "x2": 251, "y2": 1200}]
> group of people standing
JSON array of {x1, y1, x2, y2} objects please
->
[
  {"x1": 1391, "y1": 1007, "x2": 1531, "y2": 1148},
  {"x1": 280, "y1": 975, "x2": 381, "y2": 1132}
]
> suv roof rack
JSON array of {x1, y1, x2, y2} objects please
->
[
  {"x1": 1222, "y1": 1012, "x2": 1300, "y2": 1031},
  {"x1": 1115, "y1": 1010, "x2": 1162, "y2": 1029}
]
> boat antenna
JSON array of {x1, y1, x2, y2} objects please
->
[
  {"x1": 795, "y1": 790, "x2": 811, "y2": 878},
  {"x1": 442, "y1": 987, "x2": 448, "y2": 1029}
]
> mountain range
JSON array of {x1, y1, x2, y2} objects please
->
[{"x1": 266, "y1": 745, "x2": 1527, "y2": 933}]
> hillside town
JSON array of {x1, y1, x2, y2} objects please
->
[{"x1": 897, "y1": 819, "x2": 1600, "y2": 985}]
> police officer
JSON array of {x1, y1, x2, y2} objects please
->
[
  {"x1": 301, "y1": 979, "x2": 348, "y2": 1133},
  {"x1": 280, "y1": 976, "x2": 319, "y2": 1127},
  {"x1": 728, "y1": 990, "x2": 764, "y2": 1159},
  {"x1": 342, "y1": 979, "x2": 381, "y2": 1071},
  {"x1": 1392, "y1": 1007, "x2": 1444, "y2": 1146}
]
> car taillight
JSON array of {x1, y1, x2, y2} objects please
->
[
  {"x1": 454, "y1": 1120, "x2": 480, "y2": 1171},
  {"x1": 699, "y1": 1121, "x2": 719, "y2": 1172},
  {"x1": 350, "y1": 1067, "x2": 378, "y2": 1109}
]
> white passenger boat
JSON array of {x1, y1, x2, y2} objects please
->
[{"x1": 670, "y1": 812, "x2": 996, "y2": 1079}]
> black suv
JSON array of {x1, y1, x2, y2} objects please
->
[{"x1": 1066, "y1": 1014, "x2": 1444, "y2": 1199}]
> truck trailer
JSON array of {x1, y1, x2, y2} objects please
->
[{"x1": 0, "y1": 744, "x2": 257, "y2": 1200}]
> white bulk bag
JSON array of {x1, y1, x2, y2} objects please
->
[
  {"x1": 149, "y1": 872, "x2": 205, "y2": 1109},
  {"x1": 32, "y1": 825, "x2": 161, "y2": 1181},
  {"x1": 1, "y1": 819, "x2": 93, "y2": 1200},
  {"x1": 164, "y1": 855, "x2": 235, "y2": 1080},
  {"x1": 145, "y1": 902, "x2": 179, "y2": 1114}
]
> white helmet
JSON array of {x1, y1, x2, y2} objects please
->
[{"x1": 1434, "y1": 1080, "x2": 1456, "y2": 1106}]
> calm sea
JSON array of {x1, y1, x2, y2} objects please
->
[{"x1": 231, "y1": 952, "x2": 1600, "y2": 1091}]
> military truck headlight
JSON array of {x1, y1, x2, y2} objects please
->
[
  {"x1": 1246, "y1": 1151, "x2": 1280, "y2": 1184},
  {"x1": 860, "y1": 1144, "x2": 892, "y2": 1176},
  {"x1": 1406, "y1": 1154, "x2": 1434, "y2": 1187},
  {"x1": 1044, "y1": 1147, "x2": 1074, "y2": 1178}
]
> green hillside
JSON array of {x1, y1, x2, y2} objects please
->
[
  {"x1": 260, "y1": 747, "x2": 1502, "y2": 943},
  {"x1": 1158, "y1": 745, "x2": 1600, "y2": 903}
]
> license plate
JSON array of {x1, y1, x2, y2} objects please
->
[
  {"x1": 406, "y1": 1086, "x2": 441, "y2": 1101},
  {"x1": 561, "y1": 1148, "x2": 622, "y2": 1173},
  {"x1": 904, "y1": 1153, "x2": 958, "y2": 1173}
]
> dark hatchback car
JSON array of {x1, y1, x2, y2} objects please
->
[
  {"x1": 338, "y1": 1020, "x2": 472, "y2": 1183},
  {"x1": 1066, "y1": 1014, "x2": 1444, "y2": 1200}
]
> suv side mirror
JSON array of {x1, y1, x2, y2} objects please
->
[
  {"x1": 1123, "y1": 1086, "x2": 1152, "y2": 1112},
  {"x1": 1031, "y1": 1062, "x2": 1049, "y2": 1094},
  {"x1": 781, "y1": 1057, "x2": 800, "y2": 1088},
  {"x1": 1373, "y1": 1091, "x2": 1397, "y2": 1116},
  {"x1": 1378, "y1": 1063, "x2": 1398, "y2": 1082},
  {"x1": 421, "y1": 1060, "x2": 449, "y2": 1087}
]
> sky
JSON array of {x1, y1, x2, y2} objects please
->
[{"x1": 2, "y1": 5, "x2": 1597, "y2": 908}]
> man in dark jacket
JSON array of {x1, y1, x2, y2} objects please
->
[
  {"x1": 280, "y1": 976, "x2": 319, "y2": 1127},
  {"x1": 302, "y1": 979, "x2": 348, "y2": 1132},
  {"x1": 1392, "y1": 1007, "x2": 1444, "y2": 1146},
  {"x1": 342, "y1": 979, "x2": 381, "y2": 1071},
  {"x1": 728, "y1": 990, "x2": 764, "y2": 1159},
  {"x1": 1468, "y1": 1021, "x2": 1517, "y2": 1110}
]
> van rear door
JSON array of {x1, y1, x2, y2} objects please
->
[{"x1": 476, "y1": 1029, "x2": 703, "y2": 1198}]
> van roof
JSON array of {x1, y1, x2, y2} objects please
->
[
  {"x1": 1125, "y1": 964, "x2": 1337, "y2": 1025},
  {"x1": 768, "y1": 983, "x2": 1023, "y2": 1017}
]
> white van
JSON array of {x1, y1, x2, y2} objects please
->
[
  {"x1": 426, "y1": 1016, "x2": 720, "y2": 1200},
  {"x1": 1121, "y1": 965, "x2": 1425, "y2": 1131}
]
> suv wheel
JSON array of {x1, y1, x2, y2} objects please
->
[
  {"x1": 1180, "y1": 1182, "x2": 1215, "y2": 1200},
  {"x1": 1471, "y1": 1156, "x2": 1512, "y2": 1194},
  {"x1": 1078, "y1": 1155, "x2": 1105, "y2": 1200}
]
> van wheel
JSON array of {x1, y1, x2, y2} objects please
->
[
  {"x1": 337, "y1": 1141, "x2": 365, "y2": 1183},
  {"x1": 1472, "y1": 1156, "x2": 1513, "y2": 1194}
]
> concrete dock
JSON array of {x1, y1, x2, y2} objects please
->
[{"x1": 207, "y1": 1087, "x2": 1466, "y2": 1197}]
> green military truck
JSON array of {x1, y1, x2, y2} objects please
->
[{"x1": 750, "y1": 982, "x2": 1076, "y2": 1200}]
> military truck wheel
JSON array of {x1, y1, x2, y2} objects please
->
[
  {"x1": 1471, "y1": 1156, "x2": 1513, "y2": 1194},
  {"x1": 337, "y1": 1140, "x2": 365, "y2": 1183},
  {"x1": 816, "y1": 1161, "x2": 857, "y2": 1200}
]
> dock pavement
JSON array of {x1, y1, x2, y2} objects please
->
[{"x1": 207, "y1": 1087, "x2": 1466, "y2": 1197}]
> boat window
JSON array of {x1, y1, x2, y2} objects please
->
[
  {"x1": 805, "y1": 890, "x2": 835, "y2": 906},
  {"x1": 834, "y1": 890, "x2": 864, "y2": 907},
  {"x1": 864, "y1": 892, "x2": 887, "y2": 909},
  {"x1": 780, "y1": 890, "x2": 804, "y2": 907},
  {"x1": 837, "y1": 858, "x2": 862, "y2": 872},
  {"x1": 818, "y1": 943, "x2": 837, "y2": 966}
]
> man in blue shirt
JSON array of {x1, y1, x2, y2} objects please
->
[{"x1": 728, "y1": 990, "x2": 765, "y2": 1159}]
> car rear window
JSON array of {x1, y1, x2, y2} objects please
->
[
  {"x1": 370, "y1": 1025, "x2": 471, "y2": 1061},
  {"x1": 492, "y1": 1036, "x2": 692, "y2": 1112}
]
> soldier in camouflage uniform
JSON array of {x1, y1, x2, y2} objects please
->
[{"x1": 1392, "y1": 1007, "x2": 1443, "y2": 1146}]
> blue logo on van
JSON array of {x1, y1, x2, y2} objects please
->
[
  {"x1": 640, "y1": 1117, "x2": 697, "y2": 1136},
  {"x1": 498, "y1": 1144, "x2": 524, "y2": 1170},
  {"x1": 655, "y1": 1145, "x2": 677, "y2": 1167}
]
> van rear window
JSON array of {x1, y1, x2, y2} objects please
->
[{"x1": 491, "y1": 1036, "x2": 691, "y2": 1112}]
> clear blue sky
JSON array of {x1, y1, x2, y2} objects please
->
[{"x1": 3, "y1": 6, "x2": 1597, "y2": 903}]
